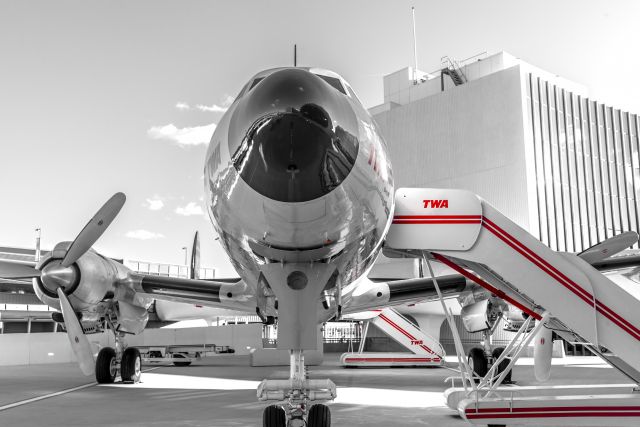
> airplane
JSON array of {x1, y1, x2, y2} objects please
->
[{"x1": 2, "y1": 65, "x2": 640, "y2": 427}]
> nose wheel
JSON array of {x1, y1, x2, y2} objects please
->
[
  {"x1": 307, "y1": 404, "x2": 331, "y2": 427},
  {"x1": 263, "y1": 405, "x2": 286, "y2": 427},
  {"x1": 262, "y1": 404, "x2": 331, "y2": 427}
]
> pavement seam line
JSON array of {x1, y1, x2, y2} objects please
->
[
  {"x1": 0, "y1": 366, "x2": 162, "y2": 411},
  {"x1": 0, "y1": 382, "x2": 97, "y2": 412}
]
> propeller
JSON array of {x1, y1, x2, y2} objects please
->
[{"x1": 0, "y1": 192, "x2": 126, "y2": 376}]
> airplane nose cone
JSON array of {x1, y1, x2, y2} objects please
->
[{"x1": 228, "y1": 68, "x2": 359, "y2": 203}]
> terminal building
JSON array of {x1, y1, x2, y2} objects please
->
[{"x1": 371, "y1": 51, "x2": 640, "y2": 252}]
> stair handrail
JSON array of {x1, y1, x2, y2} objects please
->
[{"x1": 440, "y1": 55, "x2": 467, "y2": 84}]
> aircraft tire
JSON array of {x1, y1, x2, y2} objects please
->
[
  {"x1": 307, "y1": 404, "x2": 331, "y2": 427},
  {"x1": 263, "y1": 405, "x2": 286, "y2": 427},
  {"x1": 468, "y1": 347, "x2": 488, "y2": 380},
  {"x1": 121, "y1": 347, "x2": 142, "y2": 383},
  {"x1": 492, "y1": 347, "x2": 512, "y2": 383},
  {"x1": 95, "y1": 347, "x2": 117, "y2": 384}
]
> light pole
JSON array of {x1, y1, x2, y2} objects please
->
[
  {"x1": 182, "y1": 246, "x2": 188, "y2": 266},
  {"x1": 35, "y1": 227, "x2": 41, "y2": 262}
]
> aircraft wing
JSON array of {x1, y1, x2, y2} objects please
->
[
  {"x1": 343, "y1": 274, "x2": 467, "y2": 315},
  {"x1": 129, "y1": 244, "x2": 640, "y2": 319},
  {"x1": 0, "y1": 259, "x2": 39, "y2": 292},
  {"x1": 591, "y1": 249, "x2": 640, "y2": 271},
  {"x1": 126, "y1": 273, "x2": 255, "y2": 313},
  {"x1": 0, "y1": 259, "x2": 38, "y2": 279}
]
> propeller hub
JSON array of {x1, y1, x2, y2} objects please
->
[{"x1": 40, "y1": 260, "x2": 79, "y2": 295}]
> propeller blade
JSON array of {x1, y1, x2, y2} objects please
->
[
  {"x1": 56, "y1": 288, "x2": 95, "y2": 376},
  {"x1": 61, "y1": 192, "x2": 126, "y2": 267},
  {"x1": 190, "y1": 231, "x2": 200, "y2": 280},
  {"x1": 578, "y1": 231, "x2": 639, "y2": 265}
]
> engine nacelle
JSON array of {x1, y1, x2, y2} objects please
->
[
  {"x1": 33, "y1": 249, "x2": 123, "y2": 314},
  {"x1": 503, "y1": 307, "x2": 535, "y2": 332},
  {"x1": 460, "y1": 298, "x2": 505, "y2": 333}
]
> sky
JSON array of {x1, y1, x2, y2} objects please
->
[{"x1": 1, "y1": 1, "x2": 639, "y2": 277}]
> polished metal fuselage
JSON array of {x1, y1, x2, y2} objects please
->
[{"x1": 204, "y1": 68, "x2": 394, "y2": 298}]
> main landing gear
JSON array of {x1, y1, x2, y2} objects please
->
[
  {"x1": 467, "y1": 329, "x2": 513, "y2": 384},
  {"x1": 467, "y1": 345, "x2": 513, "y2": 384},
  {"x1": 95, "y1": 330, "x2": 141, "y2": 384},
  {"x1": 258, "y1": 350, "x2": 335, "y2": 427}
]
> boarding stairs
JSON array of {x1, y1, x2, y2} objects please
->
[
  {"x1": 385, "y1": 188, "x2": 640, "y2": 426},
  {"x1": 340, "y1": 307, "x2": 445, "y2": 367}
]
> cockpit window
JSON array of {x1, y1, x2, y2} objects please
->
[
  {"x1": 314, "y1": 74, "x2": 346, "y2": 95},
  {"x1": 344, "y1": 83, "x2": 358, "y2": 100},
  {"x1": 249, "y1": 77, "x2": 264, "y2": 91}
]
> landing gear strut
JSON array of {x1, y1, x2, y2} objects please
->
[
  {"x1": 95, "y1": 329, "x2": 141, "y2": 384},
  {"x1": 258, "y1": 350, "x2": 335, "y2": 427}
]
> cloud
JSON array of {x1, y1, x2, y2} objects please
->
[
  {"x1": 196, "y1": 94, "x2": 235, "y2": 113},
  {"x1": 147, "y1": 123, "x2": 216, "y2": 146},
  {"x1": 125, "y1": 229, "x2": 165, "y2": 240},
  {"x1": 175, "y1": 202, "x2": 205, "y2": 216},
  {"x1": 144, "y1": 197, "x2": 165, "y2": 211},
  {"x1": 196, "y1": 104, "x2": 226, "y2": 113},
  {"x1": 175, "y1": 102, "x2": 190, "y2": 110}
]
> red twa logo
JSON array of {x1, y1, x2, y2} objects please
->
[{"x1": 423, "y1": 199, "x2": 449, "y2": 209}]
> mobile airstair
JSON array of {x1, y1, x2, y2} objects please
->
[
  {"x1": 385, "y1": 188, "x2": 640, "y2": 426},
  {"x1": 340, "y1": 307, "x2": 445, "y2": 367}
]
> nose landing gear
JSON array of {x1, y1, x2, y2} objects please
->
[{"x1": 258, "y1": 350, "x2": 335, "y2": 427}]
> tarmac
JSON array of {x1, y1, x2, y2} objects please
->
[{"x1": 0, "y1": 354, "x2": 629, "y2": 427}]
